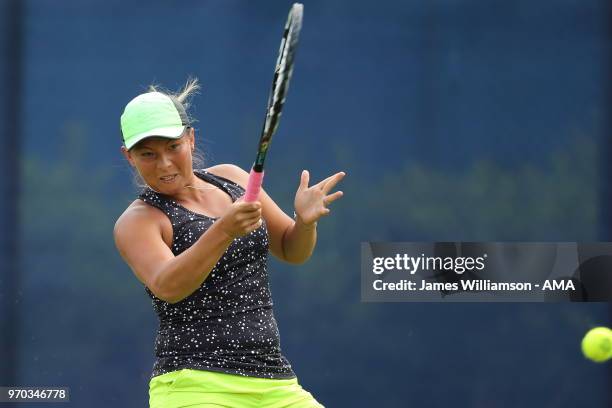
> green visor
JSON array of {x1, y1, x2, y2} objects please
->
[{"x1": 120, "y1": 92, "x2": 189, "y2": 150}]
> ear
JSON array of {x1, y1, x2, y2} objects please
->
[{"x1": 120, "y1": 145, "x2": 136, "y2": 167}]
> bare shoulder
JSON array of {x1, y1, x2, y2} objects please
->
[
  {"x1": 205, "y1": 164, "x2": 249, "y2": 188},
  {"x1": 115, "y1": 200, "x2": 156, "y2": 226},
  {"x1": 114, "y1": 199, "x2": 167, "y2": 240},
  {"x1": 113, "y1": 199, "x2": 175, "y2": 289}
]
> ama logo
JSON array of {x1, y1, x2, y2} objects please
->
[{"x1": 542, "y1": 279, "x2": 575, "y2": 291}]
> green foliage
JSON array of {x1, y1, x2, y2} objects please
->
[
  {"x1": 20, "y1": 121, "x2": 154, "y2": 405},
  {"x1": 17, "y1": 126, "x2": 602, "y2": 405},
  {"x1": 279, "y1": 136, "x2": 599, "y2": 305},
  {"x1": 360, "y1": 137, "x2": 598, "y2": 241}
]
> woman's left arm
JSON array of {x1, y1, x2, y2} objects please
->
[{"x1": 213, "y1": 164, "x2": 345, "y2": 264}]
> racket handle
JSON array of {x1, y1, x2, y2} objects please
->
[{"x1": 244, "y1": 169, "x2": 265, "y2": 202}]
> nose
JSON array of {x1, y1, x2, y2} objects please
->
[{"x1": 157, "y1": 152, "x2": 173, "y2": 170}]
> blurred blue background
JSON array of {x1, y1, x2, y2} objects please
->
[{"x1": 1, "y1": 0, "x2": 611, "y2": 407}]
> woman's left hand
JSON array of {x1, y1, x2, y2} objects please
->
[{"x1": 294, "y1": 170, "x2": 346, "y2": 226}]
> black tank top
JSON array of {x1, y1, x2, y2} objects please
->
[{"x1": 138, "y1": 169, "x2": 295, "y2": 379}]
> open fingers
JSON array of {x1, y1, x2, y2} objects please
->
[
  {"x1": 321, "y1": 172, "x2": 346, "y2": 194},
  {"x1": 323, "y1": 190, "x2": 344, "y2": 206},
  {"x1": 311, "y1": 175, "x2": 334, "y2": 190},
  {"x1": 312, "y1": 171, "x2": 346, "y2": 191}
]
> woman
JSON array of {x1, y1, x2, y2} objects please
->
[{"x1": 114, "y1": 79, "x2": 345, "y2": 408}]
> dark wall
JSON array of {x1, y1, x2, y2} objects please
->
[
  {"x1": 1, "y1": 1, "x2": 610, "y2": 407},
  {"x1": 0, "y1": 0, "x2": 22, "y2": 393}
]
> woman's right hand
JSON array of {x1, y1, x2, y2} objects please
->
[{"x1": 217, "y1": 199, "x2": 263, "y2": 239}]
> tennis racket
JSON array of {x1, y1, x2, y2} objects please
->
[{"x1": 244, "y1": 3, "x2": 303, "y2": 202}]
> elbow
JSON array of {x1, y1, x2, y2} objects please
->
[
  {"x1": 159, "y1": 289, "x2": 182, "y2": 304},
  {"x1": 150, "y1": 284, "x2": 181, "y2": 304},
  {"x1": 283, "y1": 253, "x2": 312, "y2": 265},
  {"x1": 155, "y1": 287, "x2": 185, "y2": 304},
  {"x1": 165, "y1": 296, "x2": 185, "y2": 305},
  {"x1": 151, "y1": 271, "x2": 185, "y2": 304}
]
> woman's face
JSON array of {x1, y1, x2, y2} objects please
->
[{"x1": 122, "y1": 127, "x2": 196, "y2": 195}]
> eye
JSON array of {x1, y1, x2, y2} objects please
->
[
  {"x1": 169, "y1": 143, "x2": 181, "y2": 150},
  {"x1": 140, "y1": 151, "x2": 155, "y2": 158}
]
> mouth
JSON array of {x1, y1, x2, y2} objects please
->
[{"x1": 159, "y1": 174, "x2": 178, "y2": 183}]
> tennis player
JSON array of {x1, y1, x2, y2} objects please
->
[{"x1": 114, "y1": 79, "x2": 345, "y2": 408}]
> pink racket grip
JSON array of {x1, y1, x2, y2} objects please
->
[{"x1": 244, "y1": 169, "x2": 265, "y2": 202}]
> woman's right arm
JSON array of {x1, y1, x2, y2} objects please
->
[{"x1": 114, "y1": 200, "x2": 262, "y2": 304}]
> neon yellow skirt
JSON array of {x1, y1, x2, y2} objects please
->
[{"x1": 149, "y1": 368, "x2": 325, "y2": 408}]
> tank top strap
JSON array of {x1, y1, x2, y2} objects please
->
[
  {"x1": 195, "y1": 169, "x2": 245, "y2": 202},
  {"x1": 137, "y1": 186, "x2": 183, "y2": 218},
  {"x1": 137, "y1": 169, "x2": 246, "y2": 217}
]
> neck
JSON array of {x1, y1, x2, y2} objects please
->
[{"x1": 178, "y1": 172, "x2": 210, "y2": 201}]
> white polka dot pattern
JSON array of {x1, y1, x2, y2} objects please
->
[{"x1": 138, "y1": 170, "x2": 295, "y2": 380}]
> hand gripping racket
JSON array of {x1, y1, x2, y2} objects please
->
[{"x1": 244, "y1": 3, "x2": 303, "y2": 202}]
